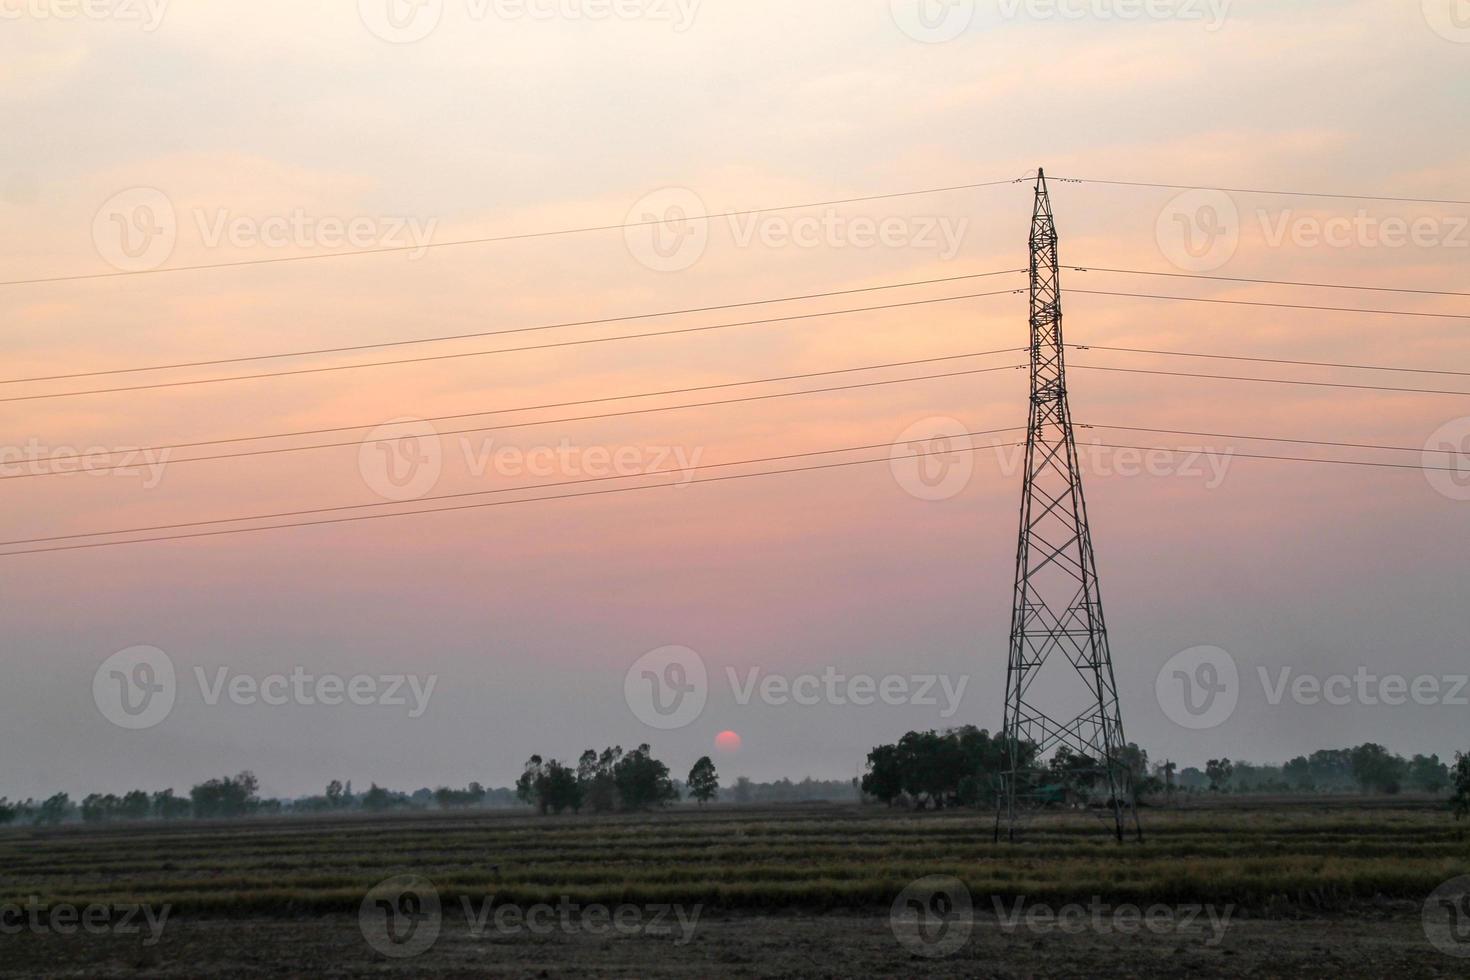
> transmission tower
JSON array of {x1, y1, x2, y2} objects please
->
[{"x1": 995, "y1": 170, "x2": 1141, "y2": 843}]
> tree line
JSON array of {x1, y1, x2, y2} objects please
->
[
  {"x1": 859, "y1": 729, "x2": 1470, "y2": 817},
  {"x1": 514, "y1": 745, "x2": 720, "y2": 814},
  {"x1": 1182, "y1": 745, "x2": 1455, "y2": 795}
]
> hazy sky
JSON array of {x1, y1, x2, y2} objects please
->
[{"x1": 1, "y1": 1, "x2": 1467, "y2": 799}]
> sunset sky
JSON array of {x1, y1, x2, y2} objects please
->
[{"x1": 2, "y1": 0, "x2": 1467, "y2": 799}]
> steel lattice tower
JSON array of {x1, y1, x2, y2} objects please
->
[{"x1": 995, "y1": 170, "x2": 1141, "y2": 843}]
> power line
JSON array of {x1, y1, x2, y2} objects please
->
[
  {"x1": 1081, "y1": 424, "x2": 1467, "y2": 457},
  {"x1": 1, "y1": 177, "x2": 1028, "y2": 288},
  {"x1": 4, "y1": 430, "x2": 1459, "y2": 559},
  {"x1": 23, "y1": 346, "x2": 1466, "y2": 479},
  {"x1": 1091, "y1": 442, "x2": 1465, "y2": 473},
  {"x1": 1066, "y1": 343, "x2": 1470, "y2": 379},
  {"x1": 1053, "y1": 176, "x2": 1470, "y2": 207},
  {"x1": 1064, "y1": 265, "x2": 1470, "y2": 299},
  {"x1": 0, "y1": 437, "x2": 1029, "y2": 558},
  {"x1": 0, "y1": 428, "x2": 1026, "y2": 547},
  {"x1": 5, "y1": 357, "x2": 1026, "y2": 479},
  {"x1": 0, "y1": 268, "x2": 1026, "y2": 385},
  {"x1": 1064, "y1": 289, "x2": 1470, "y2": 321},
  {"x1": 0, "y1": 288, "x2": 1024, "y2": 404},
  {"x1": 1070, "y1": 363, "x2": 1470, "y2": 397}
]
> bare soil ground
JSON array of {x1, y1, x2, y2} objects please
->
[{"x1": 0, "y1": 908, "x2": 1454, "y2": 979}]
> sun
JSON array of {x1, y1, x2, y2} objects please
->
[{"x1": 714, "y1": 730, "x2": 742, "y2": 754}]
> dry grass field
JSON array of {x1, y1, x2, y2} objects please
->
[{"x1": 1, "y1": 798, "x2": 1466, "y2": 977}]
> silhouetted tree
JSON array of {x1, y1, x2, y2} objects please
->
[
  {"x1": 36, "y1": 792, "x2": 71, "y2": 826},
  {"x1": 577, "y1": 747, "x2": 622, "y2": 813},
  {"x1": 1409, "y1": 754, "x2": 1451, "y2": 793},
  {"x1": 152, "y1": 789, "x2": 190, "y2": 820},
  {"x1": 1350, "y1": 743, "x2": 1407, "y2": 794},
  {"x1": 687, "y1": 756, "x2": 719, "y2": 805},
  {"x1": 190, "y1": 771, "x2": 260, "y2": 819},
  {"x1": 861, "y1": 743, "x2": 905, "y2": 805},
  {"x1": 1205, "y1": 758, "x2": 1233, "y2": 792},
  {"x1": 1451, "y1": 753, "x2": 1470, "y2": 821},
  {"x1": 613, "y1": 744, "x2": 678, "y2": 810},
  {"x1": 542, "y1": 762, "x2": 582, "y2": 814}
]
